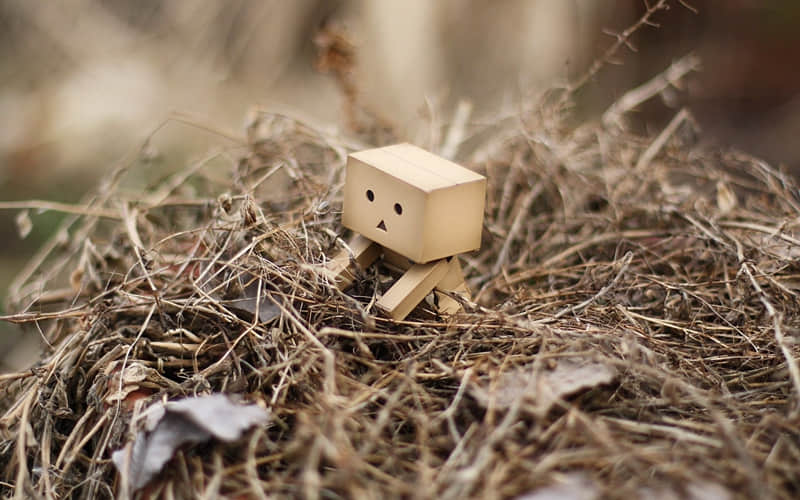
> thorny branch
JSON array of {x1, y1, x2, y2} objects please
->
[{"x1": 561, "y1": 0, "x2": 691, "y2": 106}]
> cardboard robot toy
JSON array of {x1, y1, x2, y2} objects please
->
[{"x1": 325, "y1": 143, "x2": 486, "y2": 320}]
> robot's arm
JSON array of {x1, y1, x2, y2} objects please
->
[{"x1": 324, "y1": 234, "x2": 380, "y2": 290}]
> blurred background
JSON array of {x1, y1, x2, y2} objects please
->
[{"x1": 2, "y1": 0, "x2": 799, "y2": 370}]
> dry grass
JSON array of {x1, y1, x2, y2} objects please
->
[{"x1": 2, "y1": 57, "x2": 800, "y2": 499}]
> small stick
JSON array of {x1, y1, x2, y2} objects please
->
[
  {"x1": 603, "y1": 53, "x2": 701, "y2": 127},
  {"x1": 0, "y1": 200, "x2": 119, "y2": 219},
  {"x1": 440, "y1": 100, "x2": 473, "y2": 160},
  {"x1": 635, "y1": 108, "x2": 694, "y2": 170},
  {"x1": 492, "y1": 184, "x2": 541, "y2": 275},
  {"x1": 12, "y1": 382, "x2": 40, "y2": 500},
  {"x1": 121, "y1": 203, "x2": 157, "y2": 293}
]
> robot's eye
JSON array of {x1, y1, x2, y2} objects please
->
[
  {"x1": 394, "y1": 203, "x2": 403, "y2": 215},
  {"x1": 366, "y1": 189, "x2": 374, "y2": 202}
]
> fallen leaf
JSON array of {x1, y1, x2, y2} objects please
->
[
  {"x1": 112, "y1": 394, "x2": 269, "y2": 491},
  {"x1": 103, "y1": 361, "x2": 159, "y2": 410},
  {"x1": 515, "y1": 473, "x2": 599, "y2": 500},
  {"x1": 206, "y1": 270, "x2": 280, "y2": 323},
  {"x1": 224, "y1": 276, "x2": 280, "y2": 322},
  {"x1": 638, "y1": 481, "x2": 731, "y2": 500},
  {"x1": 470, "y1": 358, "x2": 616, "y2": 416}
]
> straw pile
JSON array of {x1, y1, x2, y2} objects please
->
[{"x1": 2, "y1": 60, "x2": 800, "y2": 499}]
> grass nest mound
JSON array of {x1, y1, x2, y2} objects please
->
[{"x1": 2, "y1": 91, "x2": 800, "y2": 499}]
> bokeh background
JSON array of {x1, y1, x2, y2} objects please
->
[{"x1": 2, "y1": 0, "x2": 799, "y2": 370}]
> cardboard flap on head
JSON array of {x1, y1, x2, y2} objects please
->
[
  {"x1": 351, "y1": 143, "x2": 485, "y2": 191},
  {"x1": 343, "y1": 143, "x2": 486, "y2": 263}
]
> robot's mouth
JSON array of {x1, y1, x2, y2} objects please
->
[{"x1": 376, "y1": 220, "x2": 387, "y2": 232}]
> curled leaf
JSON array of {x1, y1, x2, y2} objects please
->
[{"x1": 112, "y1": 394, "x2": 270, "y2": 491}]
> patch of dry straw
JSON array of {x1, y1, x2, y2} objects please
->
[{"x1": 2, "y1": 73, "x2": 800, "y2": 500}]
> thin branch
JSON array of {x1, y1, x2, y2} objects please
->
[
  {"x1": 561, "y1": 0, "x2": 673, "y2": 104},
  {"x1": 0, "y1": 201, "x2": 119, "y2": 219},
  {"x1": 604, "y1": 53, "x2": 701, "y2": 128}
]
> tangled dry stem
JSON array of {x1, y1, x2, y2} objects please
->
[{"x1": 2, "y1": 81, "x2": 800, "y2": 499}]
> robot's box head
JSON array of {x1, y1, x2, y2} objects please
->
[{"x1": 342, "y1": 143, "x2": 486, "y2": 263}]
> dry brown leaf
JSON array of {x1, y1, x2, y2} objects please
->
[
  {"x1": 470, "y1": 358, "x2": 617, "y2": 416},
  {"x1": 638, "y1": 481, "x2": 732, "y2": 500},
  {"x1": 112, "y1": 394, "x2": 270, "y2": 491},
  {"x1": 515, "y1": 473, "x2": 599, "y2": 500}
]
